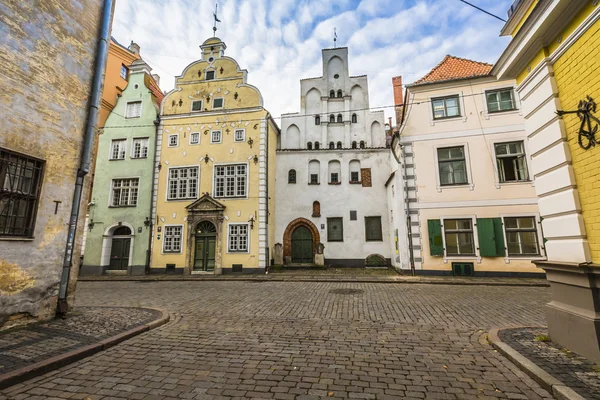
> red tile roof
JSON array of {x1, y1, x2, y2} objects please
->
[{"x1": 413, "y1": 55, "x2": 492, "y2": 85}]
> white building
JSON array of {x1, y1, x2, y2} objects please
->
[{"x1": 274, "y1": 47, "x2": 391, "y2": 267}]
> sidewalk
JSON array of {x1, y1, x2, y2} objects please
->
[{"x1": 0, "y1": 306, "x2": 169, "y2": 390}]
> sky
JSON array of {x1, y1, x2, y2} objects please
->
[{"x1": 112, "y1": 0, "x2": 514, "y2": 125}]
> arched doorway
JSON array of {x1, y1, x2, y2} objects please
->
[
  {"x1": 194, "y1": 221, "x2": 217, "y2": 272},
  {"x1": 109, "y1": 226, "x2": 132, "y2": 271},
  {"x1": 292, "y1": 226, "x2": 313, "y2": 263}
]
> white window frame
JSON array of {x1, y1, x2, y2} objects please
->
[
  {"x1": 131, "y1": 137, "x2": 149, "y2": 159},
  {"x1": 205, "y1": 69, "x2": 216, "y2": 80},
  {"x1": 168, "y1": 134, "x2": 179, "y2": 148},
  {"x1": 162, "y1": 224, "x2": 184, "y2": 254},
  {"x1": 428, "y1": 91, "x2": 467, "y2": 126},
  {"x1": 125, "y1": 100, "x2": 142, "y2": 118},
  {"x1": 189, "y1": 132, "x2": 200, "y2": 145},
  {"x1": 211, "y1": 130, "x2": 222, "y2": 144},
  {"x1": 489, "y1": 137, "x2": 534, "y2": 189},
  {"x1": 226, "y1": 222, "x2": 250, "y2": 253},
  {"x1": 213, "y1": 162, "x2": 249, "y2": 199},
  {"x1": 499, "y1": 213, "x2": 546, "y2": 263},
  {"x1": 110, "y1": 177, "x2": 139, "y2": 207},
  {"x1": 212, "y1": 97, "x2": 224, "y2": 109},
  {"x1": 481, "y1": 84, "x2": 522, "y2": 120},
  {"x1": 433, "y1": 142, "x2": 474, "y2": 192},
  {"x1": 234, "y1": 129, "x2": 246, "y2": 143},
  {"x1": 166, "y1": 165, "x2": 200, "y2": 201},
  {"x1": 191, "y1": 100, "x2": 203, "y2": 113},
  {"x1": 439, "y1": 215, "x2": 480, "y2": 264},
  {"x1": 109, "y1": 139, "x2": 127, "y2": 160}
]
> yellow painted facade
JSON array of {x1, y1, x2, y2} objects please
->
[{"x1": 152, "y1": 37, "x2": 278, "y2": 274}]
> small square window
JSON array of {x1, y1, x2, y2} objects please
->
[
  {"x1": 191, "y1": 100, "x2": 203, "y2": 112},
  {"x1": 432, "y1": 95, "x2": 460, "y2": 119},
  {"x1": 310, "y1": 174, "x2": 319, "y2": 184},
  {"x1": 350, "y1": 211, "x2": 357, "y2": 221},
  {"x1": 330, "y1": 173, "x2": 339, "y2": 184},
  {"x1": 168, "y1": 134, "x2": 179, "y2": 147},
  {"x1": 211, "y1": 130, "x2": 222, "y2": 143},
  {"x1": 234, "y1": 129, "x2": 245, "y2": 142},
  {"x1": 327, "y1": 217, "x2": 343, "y2": 242},
  {"x1": 504, "y1": 216, "x2": 539, "y2": 256},
  {"x1": 190, "y1": 132, "x2": 200, "y2": 145},
  {"x1": 351, "y1": 171, "x2": 360, "y2": 182},
  {"x1": 206, "y1": 70, "x2": 215, "y2": 80},
  {"x1": 213, "y1": 98, "x2": 224, "y2": 109},
  {"x1": 126, "y1": 101, "x2": 142, "y2": 118},
  {"x1": 486, "y1": 88, "x2": 516, "y2": 113},
  {"x1": 110, "y1": 139, "x2": 127, "y2": 160}
]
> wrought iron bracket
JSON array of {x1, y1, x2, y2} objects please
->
[{"x1": 556, "y1": 96, "x2": 599, "y2": 150}]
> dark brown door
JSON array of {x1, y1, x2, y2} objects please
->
[
  {"x1": 109, "y1": 238, "x2": 130, "y2": 270},
  {"x1": 291, "y1": 226, "x2": 313, "y2": 263}
]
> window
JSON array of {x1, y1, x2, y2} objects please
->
[
  {"x1": 444, "y1": 219, "x2": 475, "y2": 256},
  {"x1": 163, "y1": 226, "x2": 182, "y2": 253},
  {"x1": 307, "y1": 142, "x2": 313, "y2": 150},
  {"x1": 309, "y1": 160, "x2": 320, "y2": 185},
  {"x1": 312, "y1": 201, "x2": 320, "y2": 217},
  {"x1": 228, "y1": 224, "x2": 249, "y2": 252},
  {"x1": 111, "y1": 178, "x2": 139, "y2": 207},
  {"x1": 495, "y1": 141, "x2": 528, "y2": 182},
  {"x1": 168, "y1": 134, "x2": 179, "y2": 147},
  {"x1": 432, "y1": 95, "x2": 460, "y2": 119},
  {"x1": 314, "y1": 142, "x2": 320, "y2": 150},
  {"x1": 126, "y1": 101, "x2": 142, "y2": 118},
  {"x1": 0, "y1": 149, "x2": 44, "y2": 237},
  {"x1": 315, "y1": 115, "x2": 321, "y2": 125},
  {"x1": 120, "y1": 64, "x2": 128, "y2": 79},
  {"x1": 234, "y1": 129, "x2": 245, "y2": 142},
  {"x1": 352, "y1": 113, "x2": 357, "y2": 123},
  {"x1": 505, "y1": 217, "x2": 539, "y2": 256},
  {"x1": 206, "y1": 70, "x2": 215, "y2": 80},
  {"x1": 359, "y1": 141, "x2": 365, "y2": 149},
  {"x1": 330, "y1": 90, "x2": 335, "y2": 98},
  {"x1": 437, "y1": 146, "x2": 467, "y2": 186},
  {"x1": 191, "y1": 100, "x2": 203, "y2": 112},
  {"x1": 310, "y1": 174, "x2": 319, "y2": 184},
  {"x1": 350, "y1": 211, "x2": 357, "y2": 221},
  {"x1": 352, "y1": 141, "x2": 357, "y2": 149},
  {"x1": 167, "y1": 167, "x2": 198, "y2": 200},
  {"x1": 365, "y1": 216, "x2": 383, "y2": 241},
  {"x1": 110, "y1": 139, "x2": 126, "y2": 160},
  {"x1": 329, "y1": 114, "x2": 335, "y2": 123},
  {"x1": 351, "y1": 171, "x2": 359, "y2": 182},
  {"x1": 131, "y1": 138, "x2": 149, "y2": 158},
  {"x1": 288, "y1": 169, "x2": 296, "y2": 183},
  {"x1": 330, "y1": 173, "x2": 339, "y2": 183},
  {"x1": 328, "y1": 160, "x2": 341, "y2": 184},
  {"x1": 327, "y1": 217, "x2": 343, "y2": 242},
  {"x1": 329, "y1": 142, "x2": 335, "y2": 149},
  {"x1": 215, "y1": 164, "x2": 247, "y2": 198},
  {"x1": 337, "y1": 90, "x2": 342, "y2": 98},
  {"x1": 486, "y1": 88, "x2": 516, "y2": 113},
  {"x1": 190, "y1": 132, "x2": 200, "y2": 145},
  {"x1": 350, "y1": 159, "x2": 361, "y2": 183},
  {"x1": 212, "y1": 98, "x2": 224, "y2": 109},
  {"x1": 211, "y1": 130, "x2": 222, "y2": 143},
  {"x1": 337, "y1": 142, "x2": 342, "y2": 149},
  {"x1": 337, "y1": 114, "x2": 342, "y2": 123}
]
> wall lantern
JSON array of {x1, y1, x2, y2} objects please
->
[
  {"x1": 247, "y1": 137, "x2": 254, "y2": 148},
  {"x1": 204, "y1": 154, "x2": 210, "y2": 164},
  {"x1": 144, "y1": 217, "x2": 151, "y2": 228},
  {"x1": 253, "y1": 154, "x2": 259, "y2": 164},
  {"x1": 248, "y1": 215, "x2": 255, "y2": 230}
]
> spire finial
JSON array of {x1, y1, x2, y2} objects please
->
[
  {"x1": 333, "y1": 27, "x2": 337, "y2": 48},
  {"x1": 213, "y1": 3, "x2": 221, "y2": 37}
]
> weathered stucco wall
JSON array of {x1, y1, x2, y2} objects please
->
[{"x1": 0, "y1": 0, "x2": 104, "y2": 327}]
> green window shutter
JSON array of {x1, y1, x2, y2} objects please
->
[
  {"x1": 428, "y1": 220, "x2": 444, "y2": 256},
  {"x1": 477, "y1": 218, "x2": 504, "y2": 257}
]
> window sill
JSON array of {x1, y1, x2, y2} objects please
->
[
  {"x1": 349, "y1": 181, "x2": 362, "y2": 184},
  {"x1": 227, "y1": 251, "x2": 250, "y2": 254},
  {"x1": 214, "y1": 196, "x2": 248, "y2": 200},
  {"x1": 288, "y1": 182, "x2": 296, "y2": 184},
  {"x1": 436, "y1": 183, "x2": 474, "y2": 192},
  {"x1": 167, "y1": 198, "x2": 198, "y2": 201},
  {"x1": 131, "y1": 157, "x2": 148, "y2": 159},
  {"x1": 0, "y1": 237, "x2": 35, "y2": 241},
  {"x1": 109, "y1": 205, "x2": 138, "y2": 208},
  {"x1": 327, "y1": 240, "x2": 343, "y2": 242},
  {"x1": 366, "y1": 239, "x2": 383, "y2": 242},
  {"x1": 312, "y1": 214, "x2": 321, "y2": 218},
  {"x1": 308, "y1": 183, "x2": 320, "y2": 186},
  {"x1": 167, "y1": 146, "x2": 179, "y2": 148},
  {"x1": 495, "y1": 180, "x2": 533, "y2": 189},
  {"x1": 109, "y1": 158, "x2": 125, "y2": 161},
  {"x1": 328, "y1": 182, "x2": 341, "y2": 185},
  {"x1": 125, "y1": 116, "x2": 141, "y2": 119}
]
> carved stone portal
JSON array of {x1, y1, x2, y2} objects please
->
[{"x1": 185, "y1": 194, "x2": 226, "y2": 274}]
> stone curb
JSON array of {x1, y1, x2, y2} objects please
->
[
  {"x1": 78, "y1": 276, "x2": 550, "y2": 287},
  {"x1": 0, "y1": 307, "x2": 169, "y2": 391},
  {"x1": 488, "y1": 328, "x2": 585, "y2": 400}
]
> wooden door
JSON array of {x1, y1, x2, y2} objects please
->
[
  {"x1": 291, "y1": 226, "x2": 313, "y2": 263},
  {"x1": 109, "y1": 238, "x2": 130, "y2": 270}
]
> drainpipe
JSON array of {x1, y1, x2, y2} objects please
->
[
  {"x1": 57, "y1": 0, "x2": 113, "y2": 314},
  {"x1": 145, "y1": 115, "x2": 160, "y2": 273}
]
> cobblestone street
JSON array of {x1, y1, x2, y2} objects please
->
[{"x1": 1, "y1": 282, "x2": 554, "y2": 399}]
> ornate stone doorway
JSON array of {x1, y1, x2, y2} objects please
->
[
  {"x1": 282, "y1": 218, "x2": 320, "y2": 264},
  {"x1": 193, "y1": 221, "x2": 217, "y2": 272},
  {"x1": 185, "y1": 194, "x2": 226, "y2": 274}
]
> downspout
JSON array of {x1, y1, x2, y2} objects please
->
[
  {"x1": 264, "y1": 113, "x2": 271, "y2": 274},
  {"x1": 146, "y1": 115, "x2": 160, "y2": 273},
  {"x1": 57, "y1": 0, "x2": 113, "y2": 314}
]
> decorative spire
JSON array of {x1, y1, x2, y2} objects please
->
[
  {"x1": 333, "y1": 27, "x2": 337, "y2": 48},
  {"x1": 213, "y1": 3, "x2": 221, "y2": 37}
]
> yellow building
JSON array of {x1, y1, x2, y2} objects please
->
[
  {"x1": 493, "y1": 0, "x2": 600, "y2": 362},
  {"x1": 151, "y1": 37, "x2": 279, "y2": 275}
]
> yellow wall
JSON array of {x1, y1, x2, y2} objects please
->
[
  {"x1": 553, "y1": 16, "x2": 600, "y2": 262},
  {"x1": 511, "y1": 0, "x2": 539, "y2": 37}
]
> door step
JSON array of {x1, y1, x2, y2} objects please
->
[{"x1": 283, "y1": 264, "x2": 325, "y2": 270}]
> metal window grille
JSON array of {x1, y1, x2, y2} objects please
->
[
  {"x1": 234, "y1": 129, "x2": 245, "y2": 142},
  {"x1": 288, "y1": 169, "x2": 296, "y2": 183},
  {"x1": 444, "y1": 219, "x2": 475, "y2": 256},
  {"x1": 132, "y1": 138, "x2": 149, "y2": 158},
  {"x1": 126, "y1": 101, "x2": 142, "y2": 118},
  {"x1": 505, "y1": 217, "x2": 539, "y2": 256},
  {"x1": 0, "y1": 149, "x2": 44, "y2": 237},
  {"x1": 215, "y1": 164, "x2": 246, "y2": 198},
  {"x1": 228, "y1": 224, "x2": 248, "y2": 252},
  {"x1": 111, "y1": 178, "x2": 139, "y2": 206},
  {"x1": 167, "y1": 167, "x2": 198, "y2": 200},
  {"x1": 110, "y1": 139, "x2": 127, "y2": 160},
  {"x1": 351, "y1": 171, "x2": 360, "y2": 182},
  {"x1": 164, "y1": 226, "x2": 182, "y2": 252},
  {"x1": 330, "y1": 173, "x2": 339, "y2": 183}
]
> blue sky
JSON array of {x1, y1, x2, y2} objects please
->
[{"x1": 112, "y1": 0, "x2": 514, "y2": 123}]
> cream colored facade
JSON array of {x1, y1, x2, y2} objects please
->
[
  {"x1": 151, "y1": 37, "x2": 278, "y2": 274},
  {"x1": 396, "y1": 75, "x2": 545, "y2": 275}
]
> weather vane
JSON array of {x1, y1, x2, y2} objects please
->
[
  {"x1": 213, "y1": 3, "x2": 221, "y2": 37},
  {"x1": 333, "y1": 27, "x2": 337, "y2": 48}
]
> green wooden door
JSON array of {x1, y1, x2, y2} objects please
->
[
  {"x1": 291, "y1": 226, "x2": 313, "y2": 263},
  {"x1": 194, "y1": 221, "x2": 217, "y2": 272},
  {"x1": 109, "y1": 238, "x2": 130, "y2": 270}
]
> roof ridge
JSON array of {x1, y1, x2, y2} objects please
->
[{"x1": 414, "y1": 54, "x2": 493, "y2": 85}]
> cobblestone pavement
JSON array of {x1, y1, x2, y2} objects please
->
[
  {"x1": 1, "y1": 282, "x2": 555, "y2": 399},
  {"x1": 0, "y1": 307, "x2": 162, "y2": 375},
  {"x1": 499, "y1": 327, "x2": 600, "y2": 399}
]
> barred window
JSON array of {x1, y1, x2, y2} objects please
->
[
  {"x1": 168, "y1": 167, "x2": 198, "y2": 200},
  {"x1": 0, "y1": 149, "x2": 44, "y2": 237},
  {"x1": 126, "y1": 101, "x2": 142, "y2": 118},
  {"x1": 110, "y1": 139, "x2": 126, "y2": 160},
  {"x1": 215, "y1": 164, "x2": 247, "y2": 198},
  {"x1": 163, "y1": 225, "x2": 182, "y2": 253},
  {"x1": 111, "y1": 178, "x2": 139, "y2": 206},
  {"x1": 132, "y1": 138, "x2": 149, "y2": 158},
  {"x1": 228, "y1": 223, "x2": 249, "y2": 252}
]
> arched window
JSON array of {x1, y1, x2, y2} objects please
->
[
  {"x1": 330, "y1": 90, "x2": 335, "y2": 98},
  {"x1": 307, "y1": 142, "x2": 313, "y2": 150},
  {"x1": 315, "y1": 141, "x2": 320, "y2": 150},
  {"x1": 337, "y1": 141, "x2": 342, "y2": 149},
  {"x1": 315, "y1": 115, "x2": 320, "y2": 125},
  {"x1": 337, "y1": 114, "x2": 343, "y2": 123},
  {"x1": 328, "y1": 160, "x2": 341, "y2": 184},
  {"x1": 329, "y1": 114, "x2": 335, "y2": 123},
  {"x1": 360, "y1": 140, "x2": 365, "y2": 149},
  {"x1": 352, "y1": 113, "x2": 357, "y2": 123},
  {"x1": 337, "y1": 90, "x2": 343, "y2": 98},
  {"x1": 350, "y1": 160, "x2": 361, "y2": 183},
  {"x1": 329, "y1": 142, "x2": 335, "y2": 149},
  {"x1": 309, "y1": 160, "x2": 320, "y2": 184},
  {"x1": 312, "y1": 201, "x2": 321, "y2": 217},
  {"x1": 351, "y1": 141, "x2": 357, "y2": 149},
  {"x1": 113, "y1": 226, "x2": 131, "y2": 236},
  {"x1": 288, "y1": 169, "x2": 296, "y2": 183}
]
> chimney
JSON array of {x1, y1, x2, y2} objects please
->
[
  {"x1": 392, "y1": 76, "x2": 403, "y2": 128},
  {"x1": 152, "y1": 74, "x2": 160, "y2": 86},
  {"x1": 128, "y1": 41, "x2": 140, "y2": 55}
]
